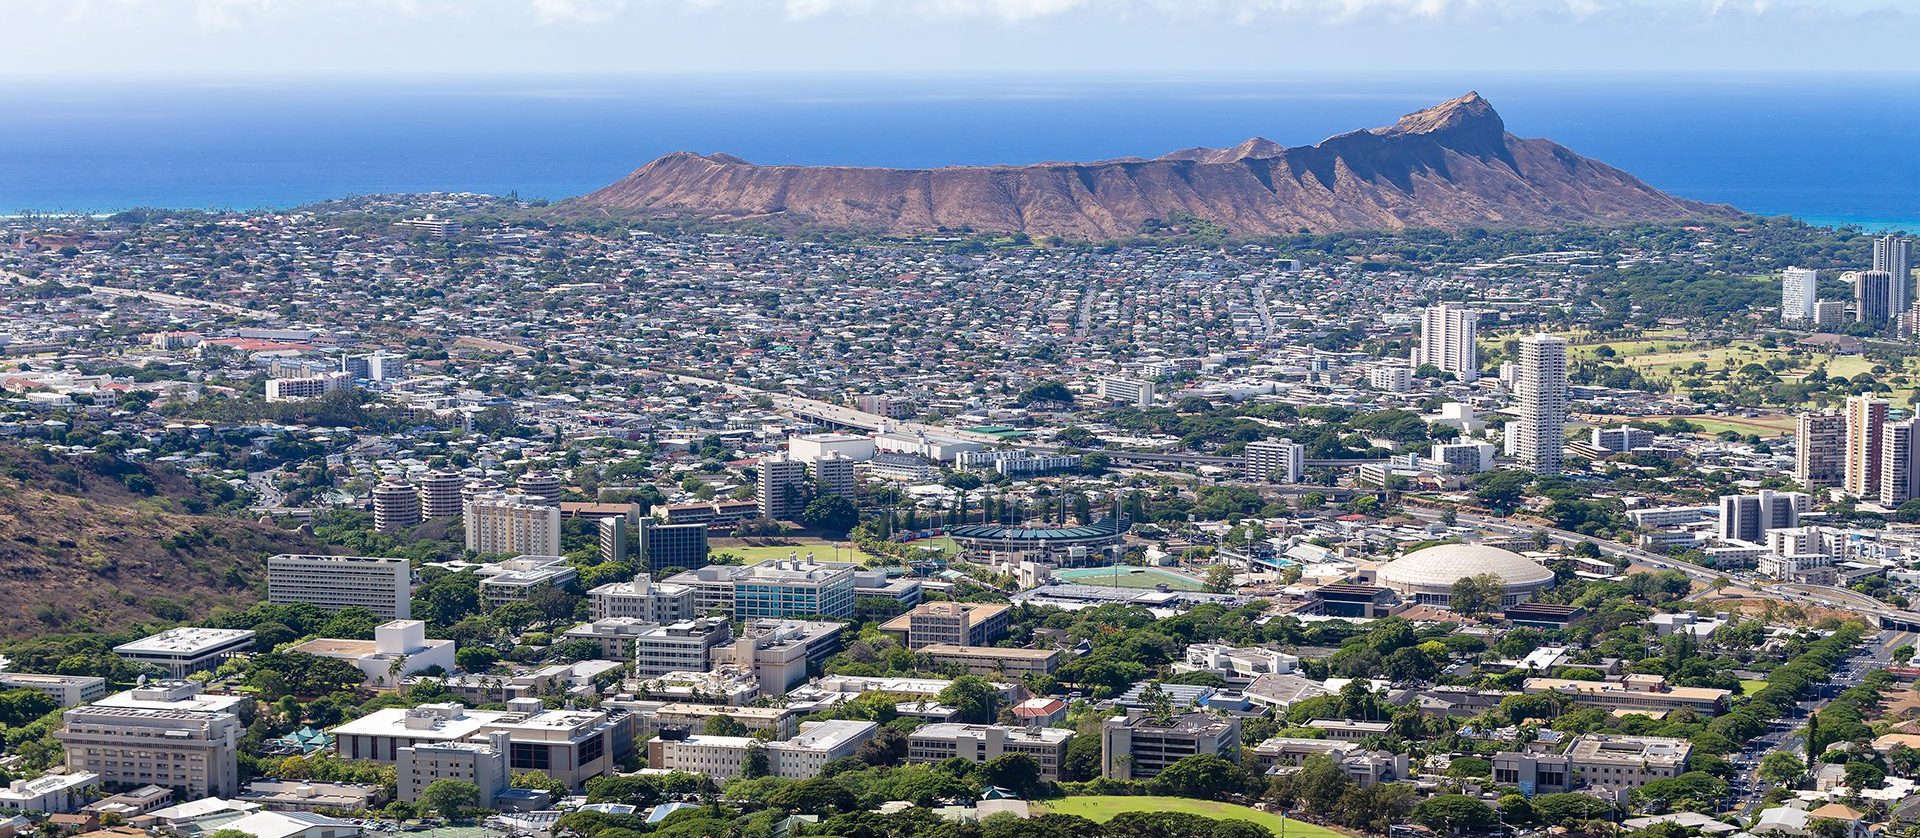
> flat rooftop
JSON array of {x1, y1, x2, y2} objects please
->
[
  {"x1": 113, "y1": 627, "x2": 256, "y2": 656},
  {"x1": 919, "y1": 643, "x2": 1059, "y2": 660}
]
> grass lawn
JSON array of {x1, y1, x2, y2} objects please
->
[
  {"x1": 1673, "y1": 414, "x2": 1800, "y2": 438},
  {"x1": 1054, "y1": 567, "x2": 1206, "y2": 591},
  {"x1": 1038, "y1": 796, "x2": 1347, "y2": 838},
  {"x1": 715, "y1": 541, "x2": 887, "y2": 566},
  {"x1": 1741, "y1": 679, "x2": 1770, "y2": 697}
]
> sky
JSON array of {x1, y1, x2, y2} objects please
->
[{"x1": 0, "y1": 0, "x2": 1916, "y2": 78}]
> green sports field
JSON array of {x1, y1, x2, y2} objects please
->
[{"x1": 1038, "y1": 796, "x2": 1348, "y2": 838}]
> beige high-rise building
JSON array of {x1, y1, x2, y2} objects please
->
[
  {"x1": 1846, "y1": 396, "x2": 1891, "y2": 498},
  {"x1": 372, "y1": 477, "x2": 422, "y2": 533},
  {"x1": 55, "y1": 682, "x2": 244, "y2": 799},
  {"x1": 1508, "y1": 333, "x2": 1569, "y2": 475},
  {"x1": 416, "y1": 469, "x2": 465, "y2": 519},
  {"x1": 267, "y1": 554, "x2": 412, "y2": 620},
  {"x1": 758, "y1": 456, "x2": 812, "y2": 521},
  {"x1": 1795, "y1": 412, "x2": 1845, "y2": 489},
  {"x1": 464, "y1": 492, "x2": 562, "y2": 556},
  {"x1": 1884, "y1": 418, "x2": 1920, "y2": 506}
]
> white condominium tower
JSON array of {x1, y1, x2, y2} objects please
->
[
  {"x1": 1780, "y1": 267, "x2": 1817, "y2": 324},
  {"x1": 1508, "y1": 333, "x2": 1569, "y2": 475},
  {"x1": 1876, "y1": 235, "x2": 1912, "y2": 314},
  {"x1": 1414, "y1": 303, "x2": 1479, "y2": 383}
]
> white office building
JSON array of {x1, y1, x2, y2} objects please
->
[
  {"x1": 1508, "y1": 333, "x2": 1569, "y2": 475},
  {"x1": 588, "y1": 576, "x2": 695, "y2": 622},
  {"x1": 1414, "y1": 303, "x2": 1479, "y2": 383},
  {"x1": 1095, "y1": 376, "x2": 1156, "y2": 407},
  {"x1": 1781, "y1": 267, "x2": 1818, "y2": 324},
  {"x1": 647, "y1": 720, "x2": 877, "y2": 780},
  {"x1": 268, "y1": 554, "x2": 412, "y2": 620},
  {"x1": 1368, "y1": 364, "x2": 1412, "y2": 393},
  {"x1": 113, "y1": 628, "x2": 256, "y2": 678}
]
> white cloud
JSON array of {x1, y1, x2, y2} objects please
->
[{"x1": 531, "y1": 0, "x2": 628, "y2": 24}]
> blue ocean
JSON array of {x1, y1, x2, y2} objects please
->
[{"x1": 0, "y1": 74, "x2": 1914, "y2": 230}]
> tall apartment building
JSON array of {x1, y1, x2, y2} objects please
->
[
  {"x1": 635, "y1": 519, "x2": 710, "y2": 573},
  {"x1": 1414, "y1": 302, "x2": 1480, "y2": 383},
  {"x1": 416, "y1": 469, "x2": 465, "y2": 519},
  {"x1": 1796, "y1": 412, "x2": 1846, "y2": 488},
  {"x1": 465, "y1": 492, "x2": 563, "y2": 556},
  {"x1": 1855, "y1": 270, "x2": 1895, "y2": 323},
  {"x1": 1368, "y1": 364, "x2": 1412, "y2": 393},
  {"x1": 1716, "y1": 491, "x2": 1806, "y2": 543},
  {"x1": 1846, "y1": 396, "x2": 1891, "y2": 498},
  {"x1": 1095, "y1": 376, "x2": 1156, "y2": 407},
  {"x1": 598, "y1": 517, "x2": 627, "y2": 564},
  {"x1": 907, "y1": 724, "x2": 1074, "y2": 781},
  {"x1": 588, "y1": 576, "x2": 696, "y2": 622},
  {"x1": 514, "y1": 471, "x2": 564, "y2": 506},
  {"x1": 1876, "y1": 235, "x2": 1913, "y2": 314},
  {"x1": 343, "y1": 352, "x2": 407, "y2": 382},
  {"x1": 372, "y1": 477, "x2": 423, "y2": 533},
  {"x1": 396, "y1": 732, "x2": 510, "y2": 805},
  {"x1": 1592, "y1": 426, "x2": 1654, "y2": 454},
  {"x1": 1100, "y1": 711, "x2": 1242, "y2": 780},
  {"x1": 1781, "y1": 267, "x2": 1818, "y2": 324},
  {"x1": 1509, "y1": 333, "x2": 1570, "y2": 475},
  {"x1": 758, "y1": 456, "x2": 812, "y2": 522},
  {"x1": 1244, "y1": 438, "x2": 1305, "y2": 484},
  {"x1": 265, "y1": 372, "x2": 350, "y2": 402},
  {"x1": 812, "y1": 454, "x2": 857, "y2": 500},
  {"x1": 1885, "y1": 418, "x2": 1920, "y2": 506},
  {"x1": 55, "y1": 682, "x2": 245, "y2": 798},
  {"x1": 267, "y1": 554, "x2": 412, "y2": 620}
]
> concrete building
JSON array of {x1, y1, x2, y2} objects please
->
[
  {"x1": 1815, "y1": 300, "x2": 1848, "y2": 329},
  {"x1": 667, "y1": 560, "x2": 857, "y2": 620},
  {"x1": 55, "y1": 682, "x2": 245, "y2": 798},
  {"x1": 1244, "y1": 438, "x2": 1305, "y2": 484},
  {"x1": 1096, "y1": 376, "x2": 1156, "y2": 407},
  {"x1": 1887, "y1": 417, "x2": 1920, "y2": 506},
  {"x1": 1493, "y1": 734, "x2": 1690, "y2": 793},
  {"x1": 598, "y1": 518, "x2": 627, "y2": 565},
  {"x1": 1415, "y1": 303, "x2": 1479, "y2": 383},
  {"x1": 1522, "y1": 675, "x2": 1730, "y2": 715},
  {"x1": 342, "y1": 352, "x2": 406, "y2": 382},
  {"x1": 1508, "y1": 333, "x2": 1569, "y2": 475},
  {"x1": 1716, "y1": 490, "x2": 1807, "y2": 543},
  {"x1": 562, "y1": 618, "x2": 654, "y2": 663},
  {"x1": 1877, "y1": 235, "x2": 1913, "y2": 314},
  {"x1": 513, "y1": 471, "x2": 563, "y2": 506},
  {"x1": 647, "y1": 720, "x2": 877, "y2": 780},
  {"x1": 291, "y1": 621, "x2": 456, "y2": 688},
  {"x1": 395, "y1": 732, "x2": 509, "y2": 806},
  {"x1": 112, "y1": 628, "x2": 256, "y2": 678},
  {"x1": 907, "y1": 723, "x2": 1073, "y2": 781},
  {"x1": 920, "y1": 643, "x2": 1060, "y2": 676},
  {"x1": 588, "y1": 576, "x2": 695, "y2": 622},
  {"x1": 711, "y1": 620, "x2": 845, "y2": 692},
  {"x1": 1781, "y1": 267, "x2": 1818, "y2": 324},
  {"x1": 878, "y1": 601, "x2": 1010, "y2": 649},
  {"x1": 265, "y1": 373, "x2": 349, "y2": 402},
  {"x1": 635, "y1": 519, "x2": 709, "y2": 573},
  {"x1": 238, "y1": 780, "x2": 386, "y2": 814},
  {"x1": 0, "y1": 673, "x2": 107, "y2": 707},
  {"x1": 1591, "y1": 426, "x2": 1653, "y2": 454},
  {"x1": 1847, "y1": 396, "x2": 1891, "y2": 498},
  {"x1": 372, "y1": 477, "x2": 422, "y2": 533},
  {"x1": 465, "y1": 493, "x2": 563, "y2": 557},
  {"x1": 0, "y1": 772, "x2": 97, "y2": 813},
  {"x1": 268, "y1": 554, "x2": 412, "y2": 620},
  {"x1": 812, "y1": 454, "x2": 857, "y2": 500},
  {"x1": 1368, "y1": 364, "x2": 1412, "y2": 393},
  {"x1": 629, "y1": 618, "x2": 734, "y2": 678},
  {"x1": 1797, "y1": 411, "x2": 1846, "y2": 489},
  {"x1": 1430, "y1": 440, "x2": 1495, "y2": 474},
  {"x1": 758, "y1": 455, "x2": 812, "y2": 522},
  {"x1": 415, "y1": 470, "x2": 465, "y2": 519},
  {"x1": 1856, "y1": 270, "x2": 1895, "y2": 323},
  {"x1": 1100, "y1": 710, "x2": 1241, "y2": 780},
  {"x1": 1178, "y1": 644, "x2": 1300, "y2": 686},
  {"x1": 626, "y1": 703, "x2": 800, "y2": 741},
  {"x1": 473, "y1": 555, "x2": 577, "y2": 609},
  {"x1": 1376, "y1": 544, "x2": 1556, "y2": 609},
  {"x1": 336, "y1": 699, "x2": 625, "y2": 791},
  {"x1": 787, "y1": 433, "x2": 877, "y2": 464}
]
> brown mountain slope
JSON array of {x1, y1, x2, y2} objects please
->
[
  {"x1": 0, "y1": 446, "x2": 318, "y2": 637},
  {"x1": 570, "y1": 92, "x2": 1741, "y2": 238}
]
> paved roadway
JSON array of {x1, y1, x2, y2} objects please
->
[{"x1": 649, "y1": 370, "x2": 1009, "y2": 445}]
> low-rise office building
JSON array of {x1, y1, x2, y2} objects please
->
[
  {"x1": 630, "y1": 618, "x2": 735, "y2": 678},
  {"x1": 907, "y1": 723, "x2": 1073, "y2": 781},
  {"x1": 588, "y1": 576, "x2": 695, "y2": 622},
  {"x1": 290, "y1": 620, "x2": 455, "y2": 688},
  {"x1": 1494, "y1": 734, "x2": 1691, "y2": 793},
  {"x1": 711, "y1": 620, "x2": 844, "y2": 692},
  {"x1": 0, "y1": 673, "x2": 107, "y2": 707},
  {"x1": 919, "y1": 643, "x2": 1060, "y2": 676},
  {"x1": 647, "y1": 720, "x2": 877, "y2": 780},
  {"x1": 112, "y1": 628, "x2": 256, "y2": 679},
  {"x1": 879, "y1": 602, "x2": 1009, "y2": 649},
  {"x1": 0, "y1": 772, "x2": 97, "y2": 813},
  {"x1": 395, "y1": 733, "x2": 511, "y2": 806},
  {"x1": 1521, "y1": 675, "x2": 1731, "y2": 715},
  {"x1": 237, "y1": 780, "x2": 387, "y2": 814}
]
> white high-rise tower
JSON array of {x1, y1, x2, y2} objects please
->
[
  {"x1": 1509, "y1": 333, "x2": 1569, "y2": 475},
  {"x1": 1780, "y1": 267, "x2": 1817, "y2": 324},
  {"x1": 1414, "y1": 303, "x2": 1479, "y2": 383},
  {"x1": 1875, "y1": 235, "x2": 1913, "y2": 315}
]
